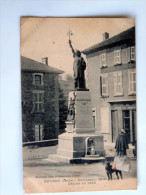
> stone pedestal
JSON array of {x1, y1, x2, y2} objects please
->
[
  {"x1": 57, "y1": 133, "x2": 105, "y2": 158},
  {"x1": 74, "y1": 90, "x2": 96, "y2": 134},
  {"x1": 65, "y1": 121, "x2": 74, "y2": 133},
  {"x1": 49, "y1": 90, "x2": 105, "y2": 162}
]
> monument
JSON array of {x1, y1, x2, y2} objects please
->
[{"x1": 49, "y1": 30, "x2": 105, "y2": 163}]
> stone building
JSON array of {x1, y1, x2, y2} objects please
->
[
  {"x1": 83, "y1": 27, "x2": 136, "y2": 144},
  {"x1": 21, "y1": 56, "x2": 63, "y2": 142}
]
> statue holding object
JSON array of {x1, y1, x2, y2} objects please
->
[{"x1": 68, "y1": 39, "x2": 86, "y2": 89}]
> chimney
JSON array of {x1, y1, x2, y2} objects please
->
[
  {"x1": 42, "y1": 57, "x2": 48, "y2": 65},
  {"x1": 103, "y1": 32, "x2": 109, "y2": 41}
]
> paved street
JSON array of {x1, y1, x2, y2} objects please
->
[
  {"x1": 24, "y1": 160, "x2": 136, "y2": 179},
  {"x1": 23, "y1": 145, "x2": 58, "y2": 160},
  {"x1": 23, "y1": 145, "x2": 137, "y2": 179}
]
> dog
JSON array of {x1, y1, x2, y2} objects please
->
[{"x1": 105, "y1": 162, "x2": 122, "y2": 180}]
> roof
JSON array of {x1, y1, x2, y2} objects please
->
[
  {"x1": 21, "y1": 56, "x2": 64, "y2": 74},
  {"x1": 82, "y1": 27, "x2": 135, "y2": 55}
]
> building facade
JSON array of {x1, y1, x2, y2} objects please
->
[
  {"x1": 83, "y1": 27, "x2": 136, "y2": 144},
  {"x1": 21, "y1": 56, "x2": 63, "y2": 142}
]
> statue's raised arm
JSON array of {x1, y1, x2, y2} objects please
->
[{"x1": 69, "y1": 40, "x2": 75, "y2": 57}]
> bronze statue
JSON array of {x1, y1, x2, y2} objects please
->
[{"x1": 69, "y1": 39, "x2": 86, "y2": 89}]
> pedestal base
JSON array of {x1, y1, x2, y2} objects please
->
[{"x1": 56, "y1": 133, "x2": 105, "y2": 158}]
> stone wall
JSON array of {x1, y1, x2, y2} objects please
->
[{"x1": 22, "y1": 71, "x2": 59, "y2": 142}]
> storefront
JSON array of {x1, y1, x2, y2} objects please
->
[{"x1": 110, "y1": 100, "x2": 136, "y2": 144}]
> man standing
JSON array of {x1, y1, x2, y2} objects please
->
[{"x1": 69, "y1": 40, "x2": 86, "y2": 89}]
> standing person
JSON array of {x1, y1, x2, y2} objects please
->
[
  {"x1": 115, "y1": 129, "x2": 129, "y2": 156},
  {"x1": 68, "y1": 39, "x2": 86, "y2": 89},
  {"x1": 113, "y1": 129, "x2": 131, "y2": 172}
]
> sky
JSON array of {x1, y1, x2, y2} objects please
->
[{"x1": 21, "y1": 17, "x2": 135, "y2": 76}]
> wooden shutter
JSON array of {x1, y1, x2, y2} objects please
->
[
  {"x1": 35, "y1": 125, "x2": 40, "y2": 141},
  {"x1": 131, "y1": 46, "x2": 135, "y2": 61},
  {"x1": 100, "y1": 107, "x2": 110, "y2": 133},
  {"x1": 114, "y1": 50, "x2": 121, "y2": 64},
  {"x1": 117, "y1": 50, "x2": 121, "y2": 64},
  {"x1": 114, "y1": 72, "x2": 117, "y2": 95},
  {"x1": 127, "y1": 47, "x2": 131, "y2": 62},
  {"x1": 114, "y1": 51, "x2": 117, "y2": 64},
  {"x1": 129, "y1": 72, "x2": 133, "y2": 92},
  {"x1": 100, "y1": 76, "x2": 102, "y2": 96},
  {"x1": 40, "y1": 125, "x2": 43, "y2": 140}
]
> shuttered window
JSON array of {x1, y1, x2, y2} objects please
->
[
  {"x1": 129, "y1": 71, "x2": 136, "y2": 94},
  {"x1": 100, "y1": 107, "x2": 110, "y2": 133},
  {"x1": 131, "y1": 46, "x2": 135, "y2": 61},
  {"x1": 114, "y1": 50, "x2": 121, "y2": 65},
  {"x1": 100, "y1": 74, "x2": 108, "y2": 96},
  {"x1": 100, "y1": 53, "x2": 107, "y2": 67},
  {"x1": 33, "y1": 92, "x2": 44, "y2": 112},
  {"x1": 114, "y1": 71, "x2": 123, "y2": 96},
  {"x1": 34, "y1": 124, "x2": 44, "y2": 141}
]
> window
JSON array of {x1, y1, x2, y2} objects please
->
[
  {"x1": 129, "y1": 71, "x2": 136, "y2": 95},
  {"x1": 100, "y1": 53, "x2": 107, "y2": 67},
  {"x1": 100, "y1": 107, "x2": 110, "y2": 133},
  {"x1": 100, "y1": 74, "x2": 108, "y2": 96},
  {"x1": 35, "y1": 75, "x2": 41, "y2": 85},
  {"x1": 131, "y1": 46, "x2": 135, "y2": 61},
  {"x1": 114, "y1": 50, "x2": 121, "y2": 65},
  {"x1": 113, "y1": 71, "x2": 123, "y2": 96},
  {"x1": 123, "y1": 110, "x2": 130, "y2": 143},
  {"x1": 34, "y1": 124, "x2": 44, "y2": 141},
  {"x1": 33, "y1": 73, "x2": 44, "y2": 86},
  {"x1": 33, "y1": 92, "x2": 44, "y2": 112},
  {"x1": 122, "y1": 110, "x2": 137, "y2": 144}
]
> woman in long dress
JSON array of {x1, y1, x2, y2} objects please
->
[
  {"x1": 115, "y1": 129, "x2": 129, "y2": 156},
  {"x1": 113, "y1": 129, "x2": 131, "y2": 172}
]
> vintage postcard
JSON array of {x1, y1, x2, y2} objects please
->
[{"x1": 21, "y1": 17, "x2": 137, "y2": 193}]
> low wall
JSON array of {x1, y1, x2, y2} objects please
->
[{"x1": 23, "y1": 139, "x2": 58, "y2": 147}]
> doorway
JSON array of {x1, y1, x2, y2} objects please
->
[
  {"x1": 111, "y1": 110, "x2": 119, "y2": 142},
  {"x1": 132, "y1": 110, "x2": 137, "y2": 145},
  {"x1": 122, "y1": 110, "x2": 136, "y2": 144},
  {"x1": 122, "y1": 110, "x2": 130, "y2": 143}
]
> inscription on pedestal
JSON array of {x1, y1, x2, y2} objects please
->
[
  {"x1": 80, "y1": 102, "x2": 89, "y2": 113},
  {"x1": 74, "y1": 91, "x2": 94, "y2": 131}
]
